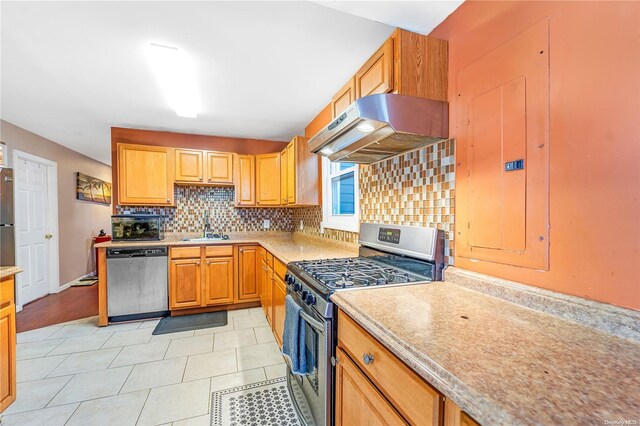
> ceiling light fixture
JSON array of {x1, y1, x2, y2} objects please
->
[
  {"x1": 148, "y1": 42, "x2": 200, "y2": 118},
  {"x1": 356, "y1": 122, "x2": 375, "y2": 132}
]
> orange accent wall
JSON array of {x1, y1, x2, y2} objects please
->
[
  {"x1": 111, "y1": 127, "x2": 287, "y2": 208},
  {"x1": 304, "y1": 103, "x2": 332, "y2": 138},
  {"x1": 431, "y1": 1, "x2": 640, "y2": 309}
]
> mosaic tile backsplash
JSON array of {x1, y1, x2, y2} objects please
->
[
  {"x1": 293, "y1": 139, "x2": 456, "y2": 264},
  {"x1": 116, "y1": 186, "x2": 293, "y2": 233}
]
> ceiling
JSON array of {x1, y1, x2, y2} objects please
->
[{"x1": 1, "y1": 1, "x2": 461, "y2": 165}]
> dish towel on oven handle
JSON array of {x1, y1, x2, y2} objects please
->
[{"x1": 282, "y1": 294, "x2": 307, "y2": 375}]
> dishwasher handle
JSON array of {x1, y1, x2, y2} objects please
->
[{"x1": 107, "y1": 247, "x2": 168, "y2": 258}]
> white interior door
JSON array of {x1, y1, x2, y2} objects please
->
[{"x1": 15, "y1": 156, "x2": 51, "y2": 304}]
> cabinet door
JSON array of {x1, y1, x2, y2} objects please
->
[
  {"x1": 169, "y1": 258, "x2": 202, "y2": 310},
  {"x1": 444, "y1": 399, "x2": 480, "y2": 426},
  {"x1": 203, "y1": 257, "x2": 234, "y2": 305},
  {"x1": 335, "y1": 348, "x2": 405, "y2": 426},
  {"x1": 355, "y1": 38, "x2": 394, "y2": 98},
  {"x1": 286, "y1": 142, "x2": 296, "y2": 204},
  {"x1": 255, "y1": 153, "x2": 281, "y2": 206},
  {"x1": 280, "y1": 147, "x2": 288, "y2": 205},
  {"x1": 235, "y1": 155, "x2": 255, "y2": 206},
  {"x1": 332, "y1": 78, "x2": 356, "y2": 118},
  {"x1": 272, "y1": 274, "x2": 286, "y2": 348},
  {"x1": 206, "y1": 152, "x2": 234, "y2": 185},
  {"x1": 175, "y1": 149, "x2": 204, "y2": 183},
  {"x1": 265, "y1": 266, "x2": 274, "y2": 326},
  {"x1": 238, "y1": 246, "x2": 260, "y2": 301},
  {"x1": 118, "y1": 144, "x2": 174, "y2": 206},
  {"x1": 0, "y1": 304, "x2": 16, "y2": 413}
]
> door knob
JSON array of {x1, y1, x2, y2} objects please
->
[{"x1": 45, "y1": 234, "x2": 53, "y2": 239}]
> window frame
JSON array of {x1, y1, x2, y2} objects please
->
[{"x1": 321, "y1": 157, "x2": 360, "y2": 233}]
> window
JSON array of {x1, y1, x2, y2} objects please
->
[{"x1": 322, "y1": 158, "x2": 360, "y2": 232}]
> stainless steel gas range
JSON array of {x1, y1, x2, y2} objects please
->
[{"x1": 283, "y1": 223, "x2": 445, "y2": 426}]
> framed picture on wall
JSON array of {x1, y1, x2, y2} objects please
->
[{"x1": 76, "y1": 172, "x2": 112, "y2": 205}]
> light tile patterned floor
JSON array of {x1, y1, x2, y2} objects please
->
[{"x1": 1, "y1": 307, "x2": 285, "y2": 426}]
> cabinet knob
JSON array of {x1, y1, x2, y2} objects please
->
[
  {"x1": 196, "y1": 261, "x2": 201, "y2": 266},
  {"x1": 199, "y1": 177, "x2": 203, "y2": 181},
  {"x1": 166, "y1": 198, "x2": 170, "y2": 203},
  {"x1": 363, "y1": 353, "x2": 374, "y2": 365},
  {"x1": 208, "y1": 178, "x2": 212, "y2": 182}
]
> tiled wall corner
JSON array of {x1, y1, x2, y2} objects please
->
[
  {"x1": 116, "y1": 186, "x2": 293, "y2": 233},
  {"x1": 293, "y1": 139, "x2": 456, "y2": 264}
]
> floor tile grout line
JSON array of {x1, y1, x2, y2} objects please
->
[
  {"x1": 43, "y1": 374, "x2": 75, "y2": 410},
  {"x1": 62, "y1": 401, "x2": 82, "y2": 426},
  {"x1": 134, "y1": 388, "x2": 152, "y2": 426},
  {"x1": 1, "y1": 400, "x2": 79, "y2": 420},
  {"x1": 36, "y1": 353, "x2": 71, "y2": 382},
  {"x1": 106, "y1": 346, "x2": 126, "y2": 369}
]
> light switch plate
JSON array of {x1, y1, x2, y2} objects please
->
[{"x1": 263, "y1": 219, "x2": 270, "y2": 229}]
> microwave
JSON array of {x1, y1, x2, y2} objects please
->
[{"x1": 111, "y1": 214, "x2": 164, "y2": 241}]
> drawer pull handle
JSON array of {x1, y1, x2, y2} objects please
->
[{"x1": 363, "y1": 353, "x2": 374, "y2": 365}]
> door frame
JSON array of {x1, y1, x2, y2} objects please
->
[{"x1": 12, "y1": 150, "x2": 60, "y2": 311}]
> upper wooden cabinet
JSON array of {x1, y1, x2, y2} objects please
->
[
  {"x1": 355, "y1": 38, "x2": 394, "y2": 98},
  {"x1": 118, "y1": 144, "x2": 174, "y2": 206},
  {"x1": 175, "y1": 149, "x2": 204, "y2": 183},
  {"x1": 330, "y1": 29, "x2": 447, "y2": 119},
  {"x1": 280, "y1": 147, "x2": 289, "y2": 205},
  {"x1": 255, "y1": 153, "x2": 281, "y2": 206},
  {"x1": 175, "y1": 149, "x2": 233, "y2": 185},
  {"x1": 235, "y1": 155, "x2": 256, "y2": 207},
  {"x1": 206, "y1": 152, "x2": 234, "y2": 184},
  {"x1": 331, "y1": 78, "x2": 356, "y2": 119},
  {"x1": 280, "y1": 136, "x2": 320, "y2": 206}
]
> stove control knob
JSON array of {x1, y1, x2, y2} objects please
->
[
  {"x1": 293, "y1": 282, "x2": 302, "y2": 292},
  {"x1": 305, "y1": 294, "x2": 316, "y2": 306},
  {"x1": 284, "y1": 273, "x2": 292, "y2": 284},
  {"x1": 301, "y1": 290, "x2": 308, "y2": 300}
]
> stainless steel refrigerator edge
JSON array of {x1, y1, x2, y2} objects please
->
[{"x1": 0, "y1": 168, "x2": 15, "y2": 266}]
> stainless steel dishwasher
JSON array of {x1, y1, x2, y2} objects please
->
[{"x1": 106, "y1": 246, "x2": 169, "y2": 322}]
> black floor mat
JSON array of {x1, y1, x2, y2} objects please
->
[{"x1": 152, "y1": 311, "x2": 228, "y2": 335}]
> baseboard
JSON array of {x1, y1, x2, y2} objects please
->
[{"x1": 58, "y1": 272, "x2": 96, "y2": 292}]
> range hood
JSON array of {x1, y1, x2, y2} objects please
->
[{"x1": 308, "y1": 94, "x2": 448, "y2": 164}]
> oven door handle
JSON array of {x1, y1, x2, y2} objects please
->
[{"x1": 299, "y1": 310, "x2": 325, "y2": 333}]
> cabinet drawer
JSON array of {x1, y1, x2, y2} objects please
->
[
  {"x1": 0, "y1": 277, "x2": 14, "y2": 308},
  {"x1": 273, "y1": 257, "x2": 287, "y2": 280},
  {"x1": 171, "y1": 246, "x2": 201, "y2": 259},
  {"x1": 205, "y1": 245, "x2": 233, "y2": 257},
  {"x1": 338, "y1": 310, "x2": 442, "y2": 425}
]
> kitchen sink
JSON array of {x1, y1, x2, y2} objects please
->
[{"x1": 182, "y1": 235, "x2": 229, "y2": 242}]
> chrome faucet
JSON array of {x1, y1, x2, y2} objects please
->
[{"x1": 203, "y1": 211, "x2": 211, "y2": 237}]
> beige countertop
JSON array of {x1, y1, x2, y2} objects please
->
[
  {"x1": 95, "y1": 232, "x2": 359, "y2": 264},
  {"x1": 0, "y1": 266, "x2": 22, "y2": 280},
  {"x1": 331, "y1": 279, "x2": 640, "y2": 425}
]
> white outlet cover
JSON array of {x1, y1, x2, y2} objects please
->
[
  {"x1": 263, "y1": 219, "x2": 271, "y2": 229},
  {"x1": 299, "y1": 220, "x2": 304, "y2": 230}
]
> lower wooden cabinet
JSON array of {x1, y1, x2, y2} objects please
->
[
  {"x1": 444, "y1": 399, "x2": 481, "y2": 426},
  {"x1": 238, "y1": 245, "x2": 260, "y2": 301},
  {"x1": 335, "y1": 347, "x2": 405, "y2": 426},
  {"x1": 264, "y1": 263, "x2": 273, "y2": 326},
  {"x1": 272, "y1": 273, "x2": 287, "y2": 348},
  {"x1": 169, "y1": 258, "x2": 202, "y2": 309},
  {"x1": 203, "y1": 257, "x2": 234, "y2": 305},
  {"x1": 0, "y1": 276, "x2": 17, "y2": 413},
  {"x1": 169, "y1": 246, "x2": 235, "y2": 310}
]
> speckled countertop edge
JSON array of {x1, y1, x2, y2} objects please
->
[
  {"x1": 445, "y1": 267, "x2": 640, "y2": 342},
  {"x1": 0, "y1": 266, "x2": 22, "y2": 280},
  {"x1": 95, "y1": 232, "x2": 359, "y2": 264},
  {"x1": 331, "y1": 285, "x2": 514, "y2": 425}
]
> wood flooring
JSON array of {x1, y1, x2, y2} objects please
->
[{"x1": 16, "y1": 284, "x2": 98, "y2": 332}]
